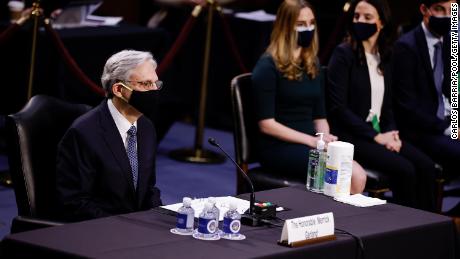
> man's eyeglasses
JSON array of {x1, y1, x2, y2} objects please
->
[{"x1": 120, "y1": 80, "x2": 164, "y2": 90}]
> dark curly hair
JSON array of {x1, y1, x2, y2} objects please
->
[{"x1": 419, "y1": 0, "x2": 453, "y2": 8}]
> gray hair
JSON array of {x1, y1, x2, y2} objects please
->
[{"x1": 101, "y1": 50, "x2": 157, "y2": 98}]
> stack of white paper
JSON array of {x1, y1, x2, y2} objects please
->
[{"x1": 334, "y1": 194, "x2": 386, "y2": 207}]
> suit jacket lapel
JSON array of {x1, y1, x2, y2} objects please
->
[
  {"x1": 357, "y1": 61, "x2": 371, "y2": 117},
  {"x1": 135, "y1": 116, "x2": 153, "y2": 208},
  {"x1": 442, "y1": 34, "x2": 452, "y2": 102},
  {"x1": 98, "y1": 100, "x2": 136, "y2": 199},
  {"x1": 415, "y1": 25, "x2": 438, "y2": 100}
]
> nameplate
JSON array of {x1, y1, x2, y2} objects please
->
[{"x1": 279, "y1": 212, "x2": 335, "y2": 247}]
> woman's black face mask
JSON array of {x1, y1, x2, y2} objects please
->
[
  {"x1": 352, "y1": 22, "x2": 378, "y2": 41},
  {"x1": 296, "y1": 26, "x2": 315, "y2": 48}
]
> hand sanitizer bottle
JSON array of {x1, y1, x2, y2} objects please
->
[{"x1": 306, "y1": 133, "x2": 327, "y2": 193}]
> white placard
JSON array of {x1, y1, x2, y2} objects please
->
[{"x1": 280, "y1": 212, "x2": 334, "y2": 245}]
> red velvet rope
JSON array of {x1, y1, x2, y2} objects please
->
[
  {"x1": 218, "y1": 11, "x2": 248, "y2": 73},
  {"x1": 43, "y1": 22, "x2": 105, "y2": 97},
  {"x1": 156, "y1": 15, "x2": 197, "y2": 76},
  {"x1": 0, "y1": 23, "x2": 20, "y2": 47},
  {"x1": 12, "y1": 7, "x2": 239, "y2": 97}
]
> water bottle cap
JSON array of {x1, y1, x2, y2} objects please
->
[
  {"x1": 208, "y1": 197, "x2": 216, "y2": 205},
  {"x1": 183, "y1": 197, "x2": 192, "y2": 206},
  {"x1": 316, "y1": 133, "x2": 325, "y2": 150},
  {"x1": 229, "y1": 202, "x2": 237, "y2": 210},
  {"x1": 204, "y1": 202, "x2": 213, "y2": 211}
]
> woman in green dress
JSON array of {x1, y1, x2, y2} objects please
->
[{"x1": 252, "y1": 0, "x2": 367, "y2": 194}]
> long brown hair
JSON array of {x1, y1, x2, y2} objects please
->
[{"x1": 267, "y1": 0, "x2": 319, "y2": 80}]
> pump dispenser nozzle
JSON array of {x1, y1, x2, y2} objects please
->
[{"x1": 316, "y1": 133, "x2": 325, "y2": 151}]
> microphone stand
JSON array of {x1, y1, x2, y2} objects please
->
[{"x1": 208, "y1": 138, "x2": 261, "y2": 226}]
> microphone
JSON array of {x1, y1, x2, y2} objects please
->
[{"x1": 209, "y1": 137, "x2": 272, "y2": 226}]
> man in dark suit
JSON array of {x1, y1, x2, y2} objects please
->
[
  {"x1": 392, "y1": 0, "x2": 460, "y2": 177},
  {"x1": 56, "y1": 50, "x2": 162, "y2": 221}
]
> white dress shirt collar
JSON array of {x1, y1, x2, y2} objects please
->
[
  {"x1": 107, "y1": 99, "x2": 137, "y2": 148},
  {"x1": 421, "y1": 22, "x2": 443, "y2": 68}
]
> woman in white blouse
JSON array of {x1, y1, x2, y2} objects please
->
[{"x1": 327, "y1": 0, "x2": 437, "y2": 211}]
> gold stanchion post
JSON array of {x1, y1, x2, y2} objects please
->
[
  {"x1": 169, "y1": 0, "x2": 225, "y2": 164},
  {"x1": 0, "y1": 2, "x2": 38, "y2": 187},
  {"x1": 27, "y1": 1, "x2": 42, "y2": 100}
]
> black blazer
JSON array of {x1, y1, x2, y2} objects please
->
[
  {"x1": 56, "y1": 99, "x2": 162, "y2": 221},
  {"x1": 327, "y1": 43, "x2": 396, "y2": 142},
  {"x1": 391, "y1": 24, "x2": 451, "y2": 139}
]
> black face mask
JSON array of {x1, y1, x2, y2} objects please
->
[
  {"x1": 128, "y1": 89, "x2": 160, "y2": 120},
  {"x1": 297, "y1": 27, "x2": 315, "y2": 48},
  {"x1": 353, "y1": 22, "x2": 378, "y2": 41},
  {"x1": 429, "y1": 16, "x2": 451, "y2": 36}
]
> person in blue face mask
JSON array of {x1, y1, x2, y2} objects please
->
[
  {"x1": 327, "y1": 0, "x2": 438, "y2": 211},
  {"x1": 251, "y1": 0, "x2": 368, "y2": 195},
  {"x1": 391, "y1": 0, "x2": 460, "y2": 213},
  {"x1": 56, "y1": 50, "x2": 163, "y2": 221}
]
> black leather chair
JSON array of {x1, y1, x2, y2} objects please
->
[
  {"x1": 230, "y1": 73, "x2": 391, "y2": 197},
  {"x1": 6, "y1": 95, "x2": 91, "y2": 233}
]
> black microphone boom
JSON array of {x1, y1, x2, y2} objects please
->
[{"x1": 208, "y1": 137, "x2": 258, "y2": 226}]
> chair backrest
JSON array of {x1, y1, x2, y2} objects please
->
[
  {"x1": 230, "y1": 73, "x2": 257, "y2": 169},
  {"x1": 6, "y1": 95, "x2": 91, "y2": 220},
  {"x1": 231, "y1": 73, "x2": 261, "y2": 193}
]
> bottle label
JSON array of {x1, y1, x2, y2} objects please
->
[
  {"x1": 308, "y1": 151, "x2": 319, "y2": 167},
  {"x1": 186, "y1": 212, "x2": 194, "y2": 228},
  {"x1": 335, "y1": 161, "x2": 352, "y2": 197},
  {"x1": 324, "y1": 167, "x2": 338, "y2": 184},
  {"x1": 176, "y1": 213, "x2": 188, "y2": 229},
  {"x1": 223, "y1": 218, "x2": 240, "y2": 234},
  {"x1": 198, "y1": 218, "x2": 218, "y2": 234}
]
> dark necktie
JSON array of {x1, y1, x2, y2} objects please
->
[
  {"x1": 433, "y1": 41, "x2": 445, "y2": 119},
  {"x1": 127, "y1": 125, "x2": 138, "y2": 190}
]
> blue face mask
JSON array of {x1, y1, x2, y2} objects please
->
[
  {"x1": 352, "y1": 22, "x2": 378, "y2": 41},
  {"x1": 296, "y1": 26, "x2": 315, "y2": 48},
  {"x1": 429, "y1": 15, "x2": 451, "y2": 36}
]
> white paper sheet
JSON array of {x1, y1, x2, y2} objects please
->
[
  {"x1": 85, "y1": 15, "x2": 123, "y2": 25},
  {"x1": 334, "y1": 194, "x2": 386, "y2": 207},
  {"x1": 234, "y1": 10, "x2": 276, "y2": 22}
]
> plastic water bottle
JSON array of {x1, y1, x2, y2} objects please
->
[
  {"x1": 220, "y1": 202, "x2": 245, "y2": 240},
  {"x1": 208, "y1": 197, "x2": 220, "y2": 222},
  {"x1": 193, "y1": 202, "x2": 220, "y2": 240},
  {"x1": 171, "y1": 197, "x2": 195, "y2": 235}
]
